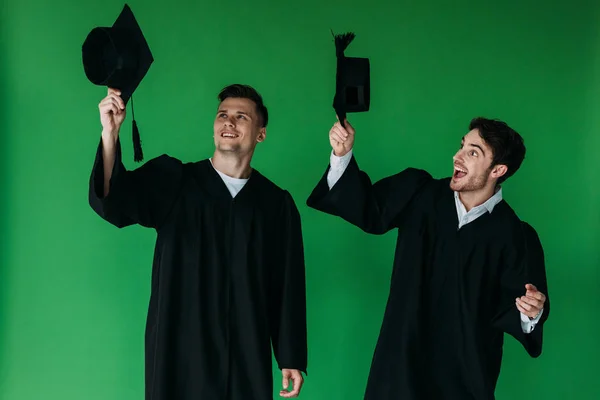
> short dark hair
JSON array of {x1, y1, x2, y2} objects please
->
[
  {"x1": 217, "y1": 84, "x2": 268, "y2": 128},
  {"x1": 469, "y1": 117, "x2": 526, "y2": 184}
]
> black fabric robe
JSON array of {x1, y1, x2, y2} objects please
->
[
  {"x1": 89, "y1": 140, "x2": 307, "y2": 400},
  {"x1": 307, "y1": 156, "x2": 550, "y2": 400}
]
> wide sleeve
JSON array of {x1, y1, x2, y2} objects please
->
[
  {"x1": 306, "y1": 155, "x2": 433, "y2": 235},
  {"x1": 492, "y1": 222, "x2": 550, "y2": 357},
  {"x1": 269, "y1": 191, "x2": 308, "y2": 374},
  {"x1": 88, "y1": 138, "x2": 183, "y2": 229}
]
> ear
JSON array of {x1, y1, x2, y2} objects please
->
[
  {"x1": 490, "y1": 164, "x2": 508, "y2": 179},
  {"x1": 257, "y1": 127, "x2": 266, "y2": 143}
]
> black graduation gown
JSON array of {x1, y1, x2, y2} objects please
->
[
  {"x1": 89, "y1": 140, "x2": 308, "y2": 400},
  {"x1": 307, "y1": 156, "x2": 550, "y2": 400}
]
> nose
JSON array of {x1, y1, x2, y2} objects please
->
[
  {"x1": 223, "y1": 115, "x2": 235, "y2": 127},
  {"x1": 453, "y1": 150, "x2": 463, "y2": 163}
]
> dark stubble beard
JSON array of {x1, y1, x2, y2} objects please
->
[{"x1": 450, "y1": 170, "x2": 490, "y2": 192}]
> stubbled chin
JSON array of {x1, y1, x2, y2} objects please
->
[
  {"x1": 449, "y1": 179, "x2": 462, "y2": 191},
  {"x1": 216, "y1": 142, "x2": 241, "y2": 151}
]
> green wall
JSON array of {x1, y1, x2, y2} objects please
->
[{"x1": 1, "y1": 0, "x2": 598, "y2": 398}]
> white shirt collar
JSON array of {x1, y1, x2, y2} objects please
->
[{"x1": 454, "y1": 186, "x2": 503, "y2": 214}]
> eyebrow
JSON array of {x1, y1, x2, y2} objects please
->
[
  {"x1": 217, "y1": 109, "x2": 251, "y2": 117},
  {"x1": 461, "y1": 136, "x2": 486, "y2": 156},
  {"x1": 469, "y1": 143, "x2": 485, "y2": 156},
  {"x1": 460, "y1": 136, "x2": 485, "y2": 157}
]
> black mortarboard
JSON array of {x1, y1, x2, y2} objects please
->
[
  {"x1": 82, "y1": 4, "x2": 154, "y2": 162},
  {"x1": 332, "y1": 31, "x2": 370, "y2": 128}
]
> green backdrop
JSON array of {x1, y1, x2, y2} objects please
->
[{"x1": 1, "y1": 0, "x2": 598, "y2": 398}]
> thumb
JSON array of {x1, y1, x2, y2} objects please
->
[{"x1": 282, "y1": 372, "x2": 289, "y2": 389}]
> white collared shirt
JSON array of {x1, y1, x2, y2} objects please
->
[
  {"x1": 455, "y1": 186, "x2": 502, "y2": 230},
  {"x1": 326, "y1": 149, "x2": 543, "y2": 333}
]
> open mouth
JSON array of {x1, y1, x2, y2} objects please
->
[
  {"x1": 453, "y1": 165, "x2": 468, "y2": 180},
  {"x1": 221, "y1": 131, "x2": 239, "y2": 139}
]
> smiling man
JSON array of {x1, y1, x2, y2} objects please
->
[
  {"x1": 89, "y1": 84, "x2": 307, "y2": 400},
  {"x1": 307, "y1": 117, "x2": 550, "y2": 400}
]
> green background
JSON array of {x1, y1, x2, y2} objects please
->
[{"x1": 1, "y1": 0, "x2": 598, "y2": 398}]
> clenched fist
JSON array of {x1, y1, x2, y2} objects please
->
[
  {"x1": 329, "y1": 117, "x2": 355, "y2": 157},
  {"x1": 99, "y1": 87, "x2": 126, "y2": 143}
]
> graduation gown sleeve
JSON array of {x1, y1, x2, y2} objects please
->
[
  {"x1": 89, "y1": 138, "x2": 183, "y2": 229},
  {"x1": 306, "y1": 155, "x2": 433, "y2": 235},
  {"x1": 492, "y1": 221, "x2": 550, "y2": 357},
  {"x1": 269, "y1": 191, "x2": 308, "y2": 374}
]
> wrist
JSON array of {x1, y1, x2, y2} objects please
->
[
  {"x1": 333, "y1": 148, "x2": 351, "y2": 157},
  {"x1": 101, "y1": 129, "x2": 118, "y2": 145}
]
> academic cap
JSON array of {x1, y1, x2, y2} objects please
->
[
  {"x1": 332, "y1": 32, "x2": 370, "y2": 128},
  {"x1": 82, "y1": 4, "x2": 154, "y2": 162}
]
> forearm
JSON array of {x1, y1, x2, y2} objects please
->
[
  {"x1": 327, "y1": 149, "x2": 353, "y2": 189},
  {"x1": 273, "y1": 195, "x2": 308, "y2": 373},
  {"x1": 310, "y1": 153, "x2": 385, "y2": 233},
  {"x1": 309, "y1": 152, "x2": 432, "y2": 234},
  {"x1": 101, "y1": 130, "x2": 118, "y2": 197}
]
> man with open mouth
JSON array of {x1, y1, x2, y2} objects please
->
[{"x1": 307, "y1": 116, "x2": 549, "y2": 400}]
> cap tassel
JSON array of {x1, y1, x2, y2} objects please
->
[
  {"x1": 332, "y1": 31, "x2": 356, "y2": 128},
  {"x1": 131, "y1": 96, "x2": 144, "y2": 162},
  {"x1": 132, "y1": 120, "x2": 143, "y2": 162},
  {"x1": 333, "y1": 31, "x2": 355, "y2": 56}
]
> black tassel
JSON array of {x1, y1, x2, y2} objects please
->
[
  {"x1": 130, "y1": 95, "x2": 143, "y2": 162},
  {"x1": 332, "y1": 31, "x2": 355, "y2": 128},
  {"x1": 333, "y1": 31, "x2": 355, "y2": 57},
  {"x1": 132, "y1": 119, "x2": 143, "y2": 162}
]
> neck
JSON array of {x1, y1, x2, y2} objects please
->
[
  {"x1": 211, "y1": 150, "x2": 253, "y2": 179},
  {"x1": 458, "y1": 185, "x2": 496, "y2": 212}
]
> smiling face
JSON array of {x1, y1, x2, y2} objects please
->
[
  {"x1": 213, "y1": 97, "x2": 266, "y2": 155},
  {"x1": 450, "y1": 129, "x2": 506, "y2": 193}
]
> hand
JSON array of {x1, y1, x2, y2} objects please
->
[
  {"x1": 279, "y1": 369, "x2": 304, "y2": 398},
  {"x1": 516, "y1": 283, "x2": 546, "y2": 319},
  {"x1": 99, "y1": 87, "x2": 126, "y2": 142},
  {"x1": 329, "y1": 116, "x2": 355, "y2": 157}
]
